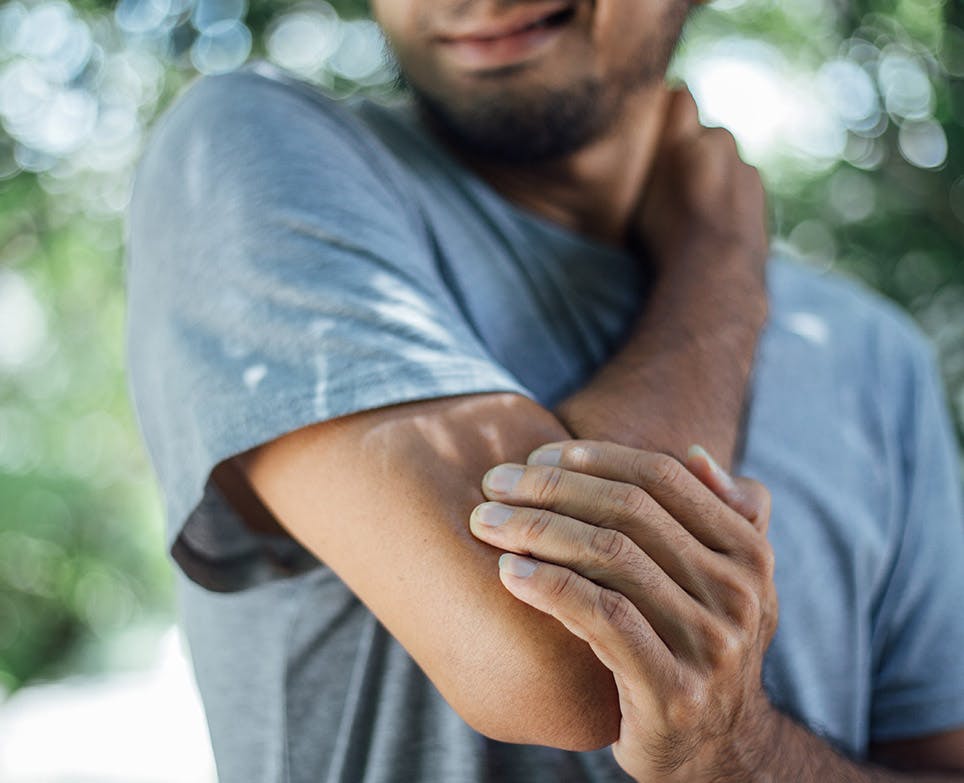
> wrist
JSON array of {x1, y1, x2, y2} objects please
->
[
  {"x1": 649, "y1": 254, "x2": 769, "y2": 336},
  {"x1": 703, "y1": 696, "x2": 782, "y2": 783}
]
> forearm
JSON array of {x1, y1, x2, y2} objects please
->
[
  {"x1": 555, "y1": 251, "x2": 766, "y2": 471},
  {"x1": 720, "y1": 708, "x2": 964, "y2": 783}
]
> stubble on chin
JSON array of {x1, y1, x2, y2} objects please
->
[
  {"x1": 405, "y1": 71, "x2": 617, "y2": 164},
  {"x1": 384, "y1": 2, "x2": 691, "y2": 165}
]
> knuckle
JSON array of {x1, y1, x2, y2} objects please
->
[
  {"x1": 593, "y1": 588, "x2": 635, "y2": 631},
  {"x1": 629, "y1": 449, "x2": 659, "y2": 486},
  {"x1": 648, "y1": 453, "x2": 685, "y2": 494},
  {"x1": 564, "y1": 441, "x2": 597, "y2": 471},
  {"x1": 530, "y1": 466, "x2": 563, "y2": 505},
  {"x1": 520, "y1": 508, "x2": 554, "y2": 549},
  {"x1": 746, "y1": 538, "x2": 776, "y2": 579},
  {"x1": 589, "y1": 527, "x2": 633, "y2": 566},
  {"x1": 709, "y1": 125, "x2": 738, "y2": 150},
  {"x1": 546, "y1": 567, "x2": 579, "y2": 609},
  {"x1": 665, "y1": 676, "x2": 708, "y2": 729},
  {"x1": 609, "y1": 482, "x2": 649, "y2": 522},
  {"x1": 700, "y1": 618, "x2": 744, "y2": 668},
  {"x1": 729, "y1": 584, "x2": 763, "y2": 627}
]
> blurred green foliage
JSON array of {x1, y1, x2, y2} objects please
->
[{"x1": 0, "y1": 0, "x2": 962, "y2": 695}]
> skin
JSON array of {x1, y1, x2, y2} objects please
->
[
  {"x1": 215, "y1": 69, "x2": 768, "y2": 752},
  {"x1": 373, "y1": 0, "x2": 691, "y2": 249},
  {"x1": 373, "y1": 0, "x2": 767, "y2": 469},
  {"x1": 472, "y1": 441, "x2": 964, "y2": 780},
  {"x1": 552, "y1": 87, "x2": 767, "y2": 467},
  {"x1": 217, "y1": 0, "x2": 964, "y2": 773},
  {"x1": 367, "y1": 0, "x2": 964, "y2": 774}
]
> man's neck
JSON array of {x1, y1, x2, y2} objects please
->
[{"x1": 417, "y1": 86, "x2": 668, "y2": 252}]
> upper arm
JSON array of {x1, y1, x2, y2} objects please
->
[
  {"x1": 232, "y1": 391, "x2": 620, "y2": 749},
  {"x1": 870, "y1": 728, "x2": 964, "y2": 774}
]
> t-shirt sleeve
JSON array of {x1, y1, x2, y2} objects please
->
[
  {"x1": 124, "y1": 68, "x2": 534, "y2": 592},
  {"x1": 869, "y1": 329, "x2": 964, "y2": 741}
]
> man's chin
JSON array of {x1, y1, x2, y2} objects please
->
[{"x1": 408, "y1": 78, "x2": 615, "y2": 165}]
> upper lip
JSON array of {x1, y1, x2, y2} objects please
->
[{"x1": 437, "y1": 2, "x2": 573, "y2": 42}]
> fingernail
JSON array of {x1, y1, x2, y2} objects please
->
[
  {"x1": 687, "y1": 444, "x2": 738, "y2": 494},
  {"x1": 499, "y1": 553, "x2": 538, "y2": 578},
  {"x1": 527, "y1": 446, "x2": 561, "y2": 466},
  {"x1": 473, "y1": 502, "x2": 513, "y2": 527},
  {"x1": 484, "y1": 465, "x2": 524, "y2": 493}
]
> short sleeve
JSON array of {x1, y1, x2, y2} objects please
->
[
  {"x1": 124, "y1": 66, "x2": 534, "y2": 592},
  {"x1": 869, "y1": 333, "x2": 964, "y2": 741}
]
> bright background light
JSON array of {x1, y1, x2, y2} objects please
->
[{"x1": 0, "y1": 627, "x2": 215, "y2": 782}]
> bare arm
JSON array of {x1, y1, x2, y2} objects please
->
[
  {"x1": 742, "y1": 717, "x2": 964, "y2": 782},
  {"x1": 229, "y1": 392, "x2": 621, "y2": 749},
  {"x1": 221, "y1": 90, "x2": 768, "y2": 748},
  {"x1": 555, "y1": 89, "x2": 767, "y2": 471},
  {"x1": 471, "y1": 439, "x2": 964, "y2": 780},
  {"x1": 555, "y1": 249, "x2": 765, "y2": 471}
]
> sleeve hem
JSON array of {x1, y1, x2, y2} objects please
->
[{"x1": 163, "y1": 364, "x2": 539, "y2": 553}]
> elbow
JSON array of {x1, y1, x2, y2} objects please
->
[
  {"x1": 476, "y1": 703, "x2": 620, "y2": 753},
  {"x1": 450, "y1": 637, "x2": 622, "y2": 751}
]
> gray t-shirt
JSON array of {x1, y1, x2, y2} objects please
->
[{"x1": 124, "y1": 60, "x2": 964, "y2": 782}]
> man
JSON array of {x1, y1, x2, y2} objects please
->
[{"x1": 124, "y1": 0, "x2": 964, "y2": 780}]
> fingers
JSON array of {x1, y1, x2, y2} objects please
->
[
  {"x1": 684, "y1": 446, "x2": 770, "y2": 531},
  {"x1": 732, "y1": 478, "x2": 771, "y2": 535},
  {"x1": 470, "y1": 501, "x2": 717, "y2": 655},
  {"x1": 479, "y1": 442, "x2": 776, "y2": 634},
  {"x1": 496, "y1": 552, "x2": 674, "y2": 681},
  {"x1": 520, "y1": 442, "x2": 760, "y2": 556},
  {"x1": 481, "y1": 459, "x2": 731, "y2": 601}
]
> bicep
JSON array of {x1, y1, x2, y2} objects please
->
[{"x1": 234, "y1": 391, "x2": 620, "y2": 749}]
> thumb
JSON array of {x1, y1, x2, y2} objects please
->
[{"x1": 685, "y1": 445, "x2": 771, "y2": 532}]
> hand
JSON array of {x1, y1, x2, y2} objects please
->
[
  {"x1": 628, "y1": 86, "x2": 769, "y2": 294},
  {"x1": 470, "y1": 440, "x2": 779, "y2": 782}
]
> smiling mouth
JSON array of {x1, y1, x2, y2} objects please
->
[
  {"x1": 436, "y1": 5, "x2": 578, "y2": 72},
  {"x1": 453, "y1": 7, "x2": 577, "y2": 42}
]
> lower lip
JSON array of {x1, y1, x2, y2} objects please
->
[{"x1": 439, "y1": 20, "x2": 570, "y2": 71}]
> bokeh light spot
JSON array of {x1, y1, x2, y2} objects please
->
[
  {"x1": 0, "y1": 270, "x2": 47, "y2": 369},
  {"x1": 266, "y1": 3, "x2": 341, "y2": 75},
  {"x1": 189, "y1": 19, "x2": 251, "y2": 74},
  {"x1": 898, "y1": 119, "x2": 948, "y2": 169},
  {"x1": 828, "y1": 167, "x2": 876, "y2": 223}
]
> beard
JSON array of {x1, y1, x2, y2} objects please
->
[
  {"x1": 384, "y1": 4, "x2": 690, "y2": 165},
  {"x1": 400, "y1": 67, "x2": 618, "y2": 164}
]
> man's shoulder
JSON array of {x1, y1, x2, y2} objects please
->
[
  {"x1": 767, "y1": 251, "x2": 936, "y2": 370},
  {"x1": 135, "y1": 60, "x2": 398, "y2": 197},
  {"x1": 151, "y1": 60, "x2": 354, "y2": 140},
  {"x1": 129, "y1": 60, "x2": 422, "y2": 251}
]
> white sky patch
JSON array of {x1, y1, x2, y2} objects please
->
[
  {"x1": 784, "y1": 311, "x2": 830, "y2": 345},
  {"x1": 242, "y1": 363, "x2": 266, "y2": 390}
]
